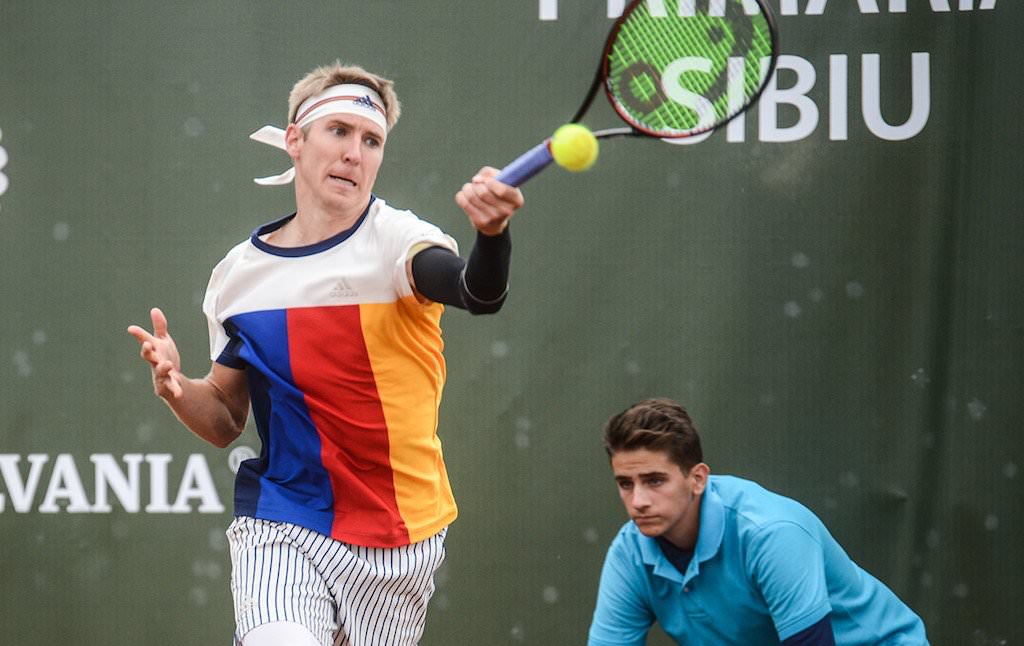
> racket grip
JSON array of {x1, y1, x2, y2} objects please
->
[{"x1": 495, "y1": 140, "x2": 554, "y2": 187}]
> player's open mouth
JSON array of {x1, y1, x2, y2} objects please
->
[{"x1": 329, "y1": 174, "x2": 356, "y2": 187}]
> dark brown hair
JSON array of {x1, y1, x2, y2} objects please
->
[{"x1": 603, "y1": 398, "x2": 703, "y2": 471}]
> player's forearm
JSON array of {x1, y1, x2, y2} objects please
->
[
  {"x1": 162, "y1": 376, "x2": 246, "y2": 448},
  {"x1": 463, "y1": 228, "x2": 511, "y2": 308},
  {"x1": 412, "y1": 229, "x2": 511, "y2": 314}
]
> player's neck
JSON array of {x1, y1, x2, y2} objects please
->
[{"x1": 280, "y1": 195, "x2": 368, "y2": 246}]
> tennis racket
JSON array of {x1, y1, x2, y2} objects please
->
[{"x1": 496, "y1": 0, "x2": 779, "y2": 186}]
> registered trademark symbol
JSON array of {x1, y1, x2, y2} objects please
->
[{"x1": 228, "y1": 446, "x2": 258, "y2": 474}]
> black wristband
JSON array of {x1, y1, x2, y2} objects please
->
[{"x1": 462, "y1": 228, "x2": 511, "y2": 306}]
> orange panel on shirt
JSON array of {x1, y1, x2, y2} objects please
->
[{"x1": 359, "y1": 298, "x2": 457, "y2": 544}]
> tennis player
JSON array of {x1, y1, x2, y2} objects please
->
[
  {"x1": 590, "y1": 398, "x2": 929, "y2": 645},
  {"x1": 128, "y1": 61, "x2": 523, "y2": 646}
]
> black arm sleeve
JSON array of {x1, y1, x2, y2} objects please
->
[{"x1": 411, "y1": 228, "x2": 511, "y2": 315}]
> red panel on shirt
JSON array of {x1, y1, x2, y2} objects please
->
[{"x1": 286, "y1": 304, "x2": 410, "y2": 546}]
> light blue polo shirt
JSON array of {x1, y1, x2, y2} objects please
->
[{"x1": 589, "y1": 475, "x2": 928, "y2": 645}]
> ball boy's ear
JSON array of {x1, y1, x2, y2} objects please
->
[{"x1": 689, "y1": 463, "x2": 710, "y2": 495}]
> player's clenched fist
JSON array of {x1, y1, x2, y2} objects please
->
[
  {"x1": 127, "y1": 307, "x2": 185, "y2": 400},
  {"x1": 455, "y1": 166, "x2": 524, "y2": 236}
]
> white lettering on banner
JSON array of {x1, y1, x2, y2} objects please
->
[
  {"x1": 815, "y1": 0, "x2": 999, "y2": 13},
  {"x1": 38, "y1": 455, "x2": 91, "y2": 512},
  {"x1": 759, "y1": 55, "x2": 820, "y2": 142},
  {"x1": 539, "y1": 0, "x2": 557, "y2": 20},
  {"x1": 172, "y1": 454, "x2": 224, "y2": 513},
  {"x1": 830, "y1": 54, "x2": 849, "y2": 140},
  {"x1": 533, "y1": 1, "x2": 966, "y2": 143},
  {"x1": 862, "y1": 53, "x2": 930, "y2": 140},
  {"x1": 145, "y1": 453, "x2": 173, "y2": 512},
  {"x1": 663, "y1": 53, "x2": 929, "y2": 144},
  {"x1": 0, "y1": 454, "x2": 48, "y2": 512},
  {"x1": 0, "y1": 127, "x2": 8, "y2": 199},
  {"x1": 661, "y1": 57, "x2": 718, "y2": 131},
  {"x1": 92, "y1": 454, "x2": 143, "y2": 512},
  {"x1": 0, "y1": 453, "x2": 225, "y2": 514},
  {"x1": 539, "y1": 0, "x2": 996, "y2": 19}
]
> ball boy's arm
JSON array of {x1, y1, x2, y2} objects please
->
[
  {"x1": 588, "y1": 541, "x2": 653, "y2": 646},
  {"x1": 748, "y1": 522, "x2": 834, "y2": 641}
]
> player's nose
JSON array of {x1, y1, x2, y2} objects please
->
[{"x1": 340, "y1": 138, "x2": 361, "y2": 164}]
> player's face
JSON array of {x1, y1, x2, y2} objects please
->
[
  {"x1": 611, "y1": 448, "x2": 708, "y2": 549},
  {"x1": 289, "y1": 114, "x2": 385, "y2": 217}
]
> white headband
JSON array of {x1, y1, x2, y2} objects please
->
[{"x1": 250, "y1": 84, "x2": 389, "y2": 186}]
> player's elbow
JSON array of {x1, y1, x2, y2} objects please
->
[
  {"x1": 208, "y1": 434, "x2": 236, "y2": 449},
  {"x1": 464, "y1": 295, "x2": 507, "y2": 315},
  {"x1": 204, "y1": 423, "x2": 244, "y2": 449}
]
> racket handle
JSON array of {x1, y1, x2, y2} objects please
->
[{"x1": 496, "y1": 140, "x2": 553, "y2": 187}]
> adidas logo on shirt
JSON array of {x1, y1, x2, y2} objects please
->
[{"x1": 329, "y1": 278, "x2": 358, "y2": 299}]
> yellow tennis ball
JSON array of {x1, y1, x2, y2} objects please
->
[{"x1": 550, "y1": 124, "x2": 599, "y2": 172}]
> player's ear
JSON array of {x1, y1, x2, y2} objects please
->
[
  {"x1": 284, "y1": 123, "x2": 304, "y2": 159},
  {"x1": 689, "y1": 463, "x2": 710, "y2": 495}
]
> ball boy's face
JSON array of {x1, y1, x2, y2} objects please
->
[{"x1": 610, "y1": 448, "x2": 709, "y2": 549}]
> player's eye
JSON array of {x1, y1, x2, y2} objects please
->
[
  {"x1": 364, "y1": 135, "x2": 381, "y2": 148},
  {"x1": 617, "y1": 480, "x2": 634, "y2": 491}
]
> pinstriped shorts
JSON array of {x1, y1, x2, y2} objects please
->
[{"x1": 227, "y1": 516, "x2": 447, "y2": 646}]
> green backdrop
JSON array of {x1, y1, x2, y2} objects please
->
[{"x1": 1, "y1": 2, "x2": 1020, "y2": 644}]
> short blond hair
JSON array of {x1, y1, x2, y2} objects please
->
[{"x1": 287, "y1": 61, "x2": 401, "y2": 131}]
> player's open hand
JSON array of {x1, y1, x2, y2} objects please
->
[
  {"x1": 455, "y1": 166, "x2": 524, "y2": 236},
  {"x1": 127, "y1": 307, "x2": 185, "y2": 400}
]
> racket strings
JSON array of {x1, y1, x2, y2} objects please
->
[
  {"x1": 606, "y1": 0, "x2": 775, "y2": 137},
  {"x1": 613, "y1": 6, "x2": 711, "y2": 130}
]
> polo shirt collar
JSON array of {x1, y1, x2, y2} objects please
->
[{"x1": 637, "y1": 478, "x2": 726, "y2": 586}]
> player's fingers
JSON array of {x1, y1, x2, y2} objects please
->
[
  {"x1": 456, "y1": 182, "x2": 482, "y2": 210},
  {"x1": 454, "y1": 190, "x2": 468, "y2": 211},
  {"x1": 167, "y1": 371, "x2": 184, "y2": 399},
  {"x1": 154, "y1": 359, "x2": 174, "y2": 378},
  {"x1": 470, "y1": 180, "x2": 502, "y2": 207},
  {"x1": 468, "y1": 181, "x2": 519, "y2": 217},
  {"x1": 461, "y1": 200, "x2": 510, "y2": 236},
  {"x1": 484, "y1": 177, "x2": 525, "y2": 209},
  {"x1": 139, "y1": 342, "x2": 160, "y2": 366},
  {"x1": 153, "y1": 360, "x2": 182, "y2": 390},
  {"x1": 472, "y1": 166, "x2": 500, "y2": 182},
  {"x1": 459, "y1": 200, "x2": 491, "y2": 226},
  {"x1": 153, "y1": 362, "x2": 183, "y2": 399},
  {"x1": 473, "y1": 188, "x2": 518, "y2": 221},
  {"x1": 151, "y1": 307, "x2": 170, "y2": 338},
  {"x1": 472, "y1": 167, "x2": 522, "y2": 207},
  {"x1": 457, "y1": 180, "x2": 514, "y2": 234},
  {"x1": 127, "y1": 325, "x2": 155, "y2": 346},
  {"x1": 458, "y1": 199, "x2": 486, "y2": 222}
]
